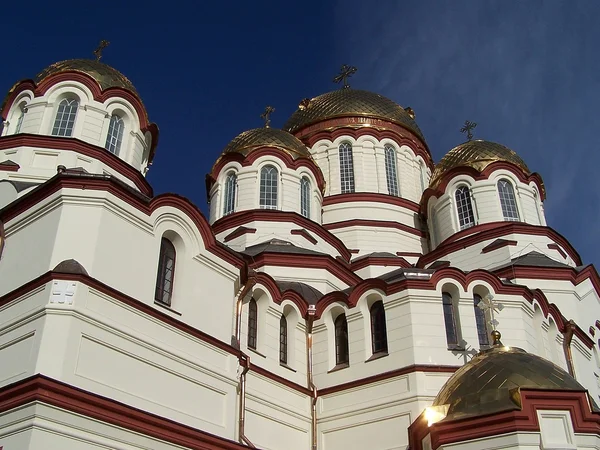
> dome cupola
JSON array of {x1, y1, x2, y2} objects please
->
[{"x1": 221, "y1": 126, "x2": 312, "y2": 161}]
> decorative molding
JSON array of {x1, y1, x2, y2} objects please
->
[
  {"x1": 324, "y1": 219, "x2": 425, "y2": 238},
  {"x1": 481, "y1": 238, "x2": 518, "y2": 254},
  {"x1": 350, "y1": 256, "x2": 411, "y2": 272},
  {"x1": 0, "y1": 134, "x2": 153, "y2": 196},
  {"x1": 0, "y1": 159, "x2": 20, "y2": 172},
  {"x1": 548, "y1": 243, "x2": 568, "y2": 259},
  {"x1": 0, "y1": 375, "x2": 248, "y2": 450},
  {"x1": 323, "y1": 192, "x2": 420, "y2": 212},
  {"x1": 223, "y1": 226, "x2": 256, "y2": 243},
  {"x1": 290, "y1": 228, "x2": 317, "y2": 245}
]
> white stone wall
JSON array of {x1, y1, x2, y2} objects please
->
[{"x1": 1, "y1": 80, "x2": 152, "y2": 174}]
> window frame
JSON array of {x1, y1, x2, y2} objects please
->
[
  {"x1": 105, "y1": 114, "x2": 125, "y2": 155},
  {"x1": 339, "y1": 142, "x2": 355, "y2": 194},
  {"x1": 497, "y1": 178, "x2": 520, "y2": 221},
  {"x1": 51, "y1": 98, "x2": 79, "y2": 137},
  {"x1": 384, "y1": 145, "x2": 400, "y2": 197},
  {"x1": 223, "y1": 171, "x2": 237, "y2": 216},
  {"x1": 300, "y1": 176, "x2": 311, "y2": 218},
  {"x1": 154, "y1": 238, "x2": 176, "y2": 306},
  {"x1": 248, "y1": 298, "x2": 258, "y2": 350},
  {"x1": 473, "y1": 294, "x2": 490, "y2": 347},
  {"x1": 370, "y1": 301, "x2": 388, "y2": 354},
  {"x1": 279, "y1": 314, "x2": 288, "y2": 365},
  {"x1": 334, "y1": 314, "x2": 349, "y2": 366},
  {"x1": 455, "y1": 184, "x2": 476, "y2": 230},
  {"x1": 259, "y1": 164, "x2": 279, "y2": 210},
  {"x1": 442, "y1": 292, "x2": 459, "y2": 348}
]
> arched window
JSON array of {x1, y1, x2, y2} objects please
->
[
  {"x1": 473, "y1": 294, "x2": 489, "y2": 347},
  {"x1": 370, "y1": 301, "x2": 388, "y2": 354},
  {"x1": 259, "y1": 165, "x2": 278, "y2": 209},
  {"x1": 442, "y1": 292, "x2": 459, "y2": 347},
  {"x1": 498, "y1": 179, "x2": 520, "y2": 221},
  {"x1": 223, "y1": 172, "x2": 237, "y2": 216},
  {"x1": 154, "y1": 238, "x2": 176, "y2": 306},
  {"x1": 455, "y1": 185, "x2": 475, "y2": 230},
  {"x1": 14, "y1": 105, "x2": 25, "y2": 134},
  {"x1": 384, "y1": 145, "x2": 399, "y2": 196},
  {"x1": 334, "y1": 314, "x2": 349, "y2": 366},
  {"x1": 105, "y1": 114, "x2": 125, "y2": 155},
  {"x1": 300, "y1": 176, "x2": 311, "y2": 218},
  {"x1": 339, "y1": 142, "x2": 355, "y2": 193},
  {"x1": 52, "y1": 98, "x2": 78, "y2": 137},
  {"x1": 279, "y1": 315, "x2": 288, "y2": 364},
  {"x1": 248, "y1": 299, "x2": 258, "y2": 349}
]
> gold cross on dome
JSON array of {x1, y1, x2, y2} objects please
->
[
  {"x1": 260, "y1": 106, "x2": 275, "y2": 128},
  {"x1": 477, "y1": 293, "x2": 504, "y2": 332},
  {"x1": 333, "y1": 64, "x2": 357, "y2": 89},
  {"x1": 460, "y1": 120, "x2": 477, "y2": 141},
  {"x1": 94, "y1": 40, "x2": 110, "y2": 61}
]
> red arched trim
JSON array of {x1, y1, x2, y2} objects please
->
[
  {"x1": 323, "y1": 193, "x2": 420, "y2": 212},
  {"x1": 293, "y1": 117, "x2": 433, "y2": 169},
  {"x1": 316, "y1": 291, "x2": 351, "y2": 316},
  {"x1": 3, "y1": 76, "x2": 159, "y2": 163},
  {"x1": 0, "y1": 134, "x2": 153, "y2": 196},
  {"x1": 209, "y1": 148, "x2": 326, "y2": 194},
  {"x1": 350, "y1": 256, "x2": 411, "y2": 272},
  {"x1": 212, "y1": 209, "x2": 352, "y2": 261},
  {"x1": 347, "y1": 279, "x2": 389, "y2": 307},
  {"x1": 419, "y1": 222, "x2": 582, "y2": 267},
  {"x1": 421, "y1": 162, "x2": 546, "y2": 215}
]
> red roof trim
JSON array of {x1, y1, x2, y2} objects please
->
[
  {"x1": 324, "y1": 218, "x2": 425, "y2": 238},
  {"x1": 481, "y1": 239, "x2": 518, "y2": 254},
  {"x1": 548, "y1": 243, "x2": 568, "y2": 259},
  {"x1": 223, "y1": 226, "x2": 256, "y2": 243},
  {"x1": 350, "y1": 256, "x2": 411, "y2": 272},
  {"x1": 291, "y1": 228, "x2": 318, "y2": 245},
  {"x1": 0, "y1": 161, "x2": 19, "y2": 172}
]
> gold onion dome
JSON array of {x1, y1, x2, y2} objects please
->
[
  {"x1": 222, "y1": 127, "x2": 312, "y2": 160},
  {"x1": 283, "y1": 89, "x2": 425, "y2": 142},
  {"x1": 35, "y1": 59, "x2": 138, "y2": 96},
  {"x1": 430, "y1": 140, "x2": 530, "y2": 189},
  {"x1": 431, "y1": 345, "x2": 589, "y2": 422}
]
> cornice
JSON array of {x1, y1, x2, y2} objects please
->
[{"x1": 323, "y1": 192, "x2": 421, "y2": 212}]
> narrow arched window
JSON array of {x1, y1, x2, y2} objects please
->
[
  {"x1": 14, "y1": 106, "x2": 25, "y2": 134},
  {"x1": 335, "y1": 314, "x2": 349, "y2": 366},
  {"x1": 455, "y1": 185, "x2": 475, "y2": 230},
  {"x1": 384, "y1": 145, "x2": 399, "y2": 196},
  {"x1": 260, "y1": 165, "x2": 278, "y2": 209},
  {"x1": 279, "y1": 315, "x2": 288, "y2": 364},
  {"x1": 339, "y1": 142, "x2": 355, "y2": 193},
  {"x1": 498, "y1": 179, "x2": 520, "y2": 221},
  {"x1": 52, "y1": 98, "x2": 78, "y2": 137},
  {"x1": 370, "y1": 301, "x2": 388, "y2": 354},
  {"x1": 154, "y1": 238, "x2": 176, "y2": 306},
  {"x1": 473, "y1": 294, "x2": 489, "y2": 347},
  {"x1": 105, "y1": 114, "x2": 125, "y2": 155},
  {"x1": 300, "y1": 176, "x2": 311, "y2": 218},
  {"x1": 442, "y1": 292, "x2": 459, "y2": 347},
  {"x1": 248, "y1": 299, "x2": 258, "y2": 349},
  {"x1": 223, "y1": 172, "x2": 237, "y2": 216}
]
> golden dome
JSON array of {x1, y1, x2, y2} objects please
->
[
  {"x1": 430, "y1": 140, "x2": 530, "y2": 189},
  {"x1": 432, "y1": 346, "x2": 587, "y2": 422},
  {"x1": 35, "y1": 59, "x2": 138, "y2": 96},
  {"x1": 222, "y1": 127, "x2": 312, "y2": 160},
  {"x1": 283, "y1": 89, "x2": 425, "y2": 142}
]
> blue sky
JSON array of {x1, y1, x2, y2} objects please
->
[{"x1": 1, "y1": 1, "x2": 599, "y2": 265}]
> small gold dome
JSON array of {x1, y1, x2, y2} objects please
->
[
  {"x1": 432, "y1": 346, "x2": 587, "y2": 422},
  {"x1": 430, "y1": 140, "x2": 530, "y2": 189},
  {"x1": 35, "y1": 59, "x2": 138, "y2": 96},
  {"x1": 283, "y1": 89, "x2": 425, "y2": 142},
  {"x1": 222, "y1": 127, "x2": 312, "y2": 160}
]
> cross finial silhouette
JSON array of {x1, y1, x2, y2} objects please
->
[
  {"x1": 94, "y1": 40, "x2": 110, "y2": 61},
  {"x1": 333, "y1": 65, "x2": 357, "y2": 89},
  {"x1": 260, "y1": 106, "x2": 275, "y2": 128},
  {"x1": 460, "y1": 120, "x2": 477, "y2": 141}
]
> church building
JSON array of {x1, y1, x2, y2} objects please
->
[{"x1": 1, "y1": 53, "x2": 600, "y2": 450}]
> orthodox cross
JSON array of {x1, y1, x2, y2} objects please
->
[
  {"x1": 333, "y1": 65, "x2": 357, "y2": 89},
  {"x1": 460, "y1": 120, "x2": 477, "y2": 141},
  {"x1": 260, "y1": 106, "x2": 275, "y2": 128},
  {"x1": 477, "y1": 293, "x2": 504, "y2": 333},
  {"x1": 94, "y1": 40, "x2": 110, "y2": 61}
]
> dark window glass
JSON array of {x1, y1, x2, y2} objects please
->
[
  {"x1": 248, "y1": 299, "x2": 258, "y2": 349},
  {"x1": 154, "y1": 238, "x2": 176, "y2": 306},
  {"x1": 279, "y1": 315, "x2": 288, "y2": 364},
  {"x1": 442, "y1": 292, "x2": 459, "y2": 346},
  {"x1": 335, "y1": 314, "x2": 349, "y2": 365},
  {"x1": 370, "y1": 301, "x2": 388, "y2": 354},
  {"x1": 474, "y1": 294, "x2": 489, "y2": 346}
]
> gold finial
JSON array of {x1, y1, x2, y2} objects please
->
[
  {"x1": 260, "y1": 106, "x2": 275, "y2": 128},
  {"x1": 405, "y1": 106, "x2": 415, "y2": 119},
  {"x1": 490, "y1": 330, "x2": 503, "y2": 346},
  {"x1": 460, "y1": 120, "x2": 477, "y2": 141},
  {"x1": 333, "y1": 64, "x2": 357, "y2": 89},
  {"x1": 298, "y1": 98, "x2": 311, "y2": 111},
  {"x1": 94, "y1": 40, "x2": 110, "y2": 61}
]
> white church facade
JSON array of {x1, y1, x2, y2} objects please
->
[{"x1": 1, "y1": 57, "x2": 600, "y2": 450}]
